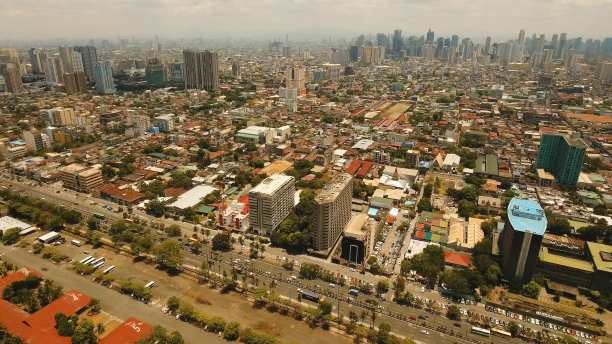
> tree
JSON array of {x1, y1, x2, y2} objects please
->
[
  {"x1": 393, "y1": 277, "x2": 406, "y2": 300},
  {"x1": 2, "y1": 227, "x2": 21, "y2": 245},
  {"x1": 71, "y1": 319, "x2": 96, "y2": 344},
  {"x1": 522, "y1": 281, "x2": 541, "y2": 299},
  {"x1": 178, "y1": 301, "x2": 195, "y2": 321},
  {"x1": 299, "y1": 263, "x2": 321, "y2": 280},
  {"x1": 153, "y1": 240, "x2": 183, "y2": 269},
  {"x1": 212, "y1": 232, "x2": 231, "y2": 251},
  {"x1": 376, "y1": 280, "x2": 390, "y2": 296},
  {"x1": 417, "y1": 198, "x2": 433, "y2": 212},
  {"x1": 165, "y1": 224, "x2": 181, "y2": 237},
  {"x1": 458, "y1": 199, "x2": 479, "y2": 218},
  {"x1": 167, "y1": 296, "x2": 180, "y2": 312},
  {"x1": 87, "y1": 298, "x2": 101, "y2": 314},
  {"x1": 446, "y1": 305, "x2": 461, "y2": 320},
  {"x1": 87, "y1": 217, "x2": 99, "y2": 231},
  {"x1": 131, "y1": 236, "x2": 155, "y2": 255},
  {"x1": 508, "y1": 321, "x2": 520, "y2": 337},
  {"x1": 348, "y1": 310, "x2": 359, "y2": 324},
  {"x1": 224, "y1": 321, "x2": 241, "y2": 341},
  {"x1": 146, "y1": 198, "x2": 166, "y2": 217}
]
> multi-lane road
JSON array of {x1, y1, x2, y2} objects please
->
[{"x1": 0, "y1": 175, "x2": 577, "y2": 343}]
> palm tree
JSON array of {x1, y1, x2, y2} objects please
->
[
  {"x1": 360, "y1": 310, "x2": 367, "y2": 325},
  {"x1": 95, "y1": 322, "x2": 105, "y2": 341},
  {"x1": 370, "y1": 310, "x2": 377, "y2": 328}
]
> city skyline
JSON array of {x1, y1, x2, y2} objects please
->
[{"x1": 1, "y1": 0, "x2": 612, "y2": 41}]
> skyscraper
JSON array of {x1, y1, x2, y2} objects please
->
[
  {"x1": 451, "y1": 35, "x2": 459, "y2": 47},
  {"x1": 392, "y1": 29, "x2": 402, "y2": 54},
  {"x1": 518, "y1": 29, "x2": 526, "y2": 45},
  {"x1": 500, "y1": 198, "x2": 547, "y2": 283},
  {"x1": 146, "y1": 58, "x2": 166, "y2": 87},
  {"x1": 58, "y1": 45, "x2": 74, "y2": 73},
  {"x1": 349, "y1": 46, "x2": 359, "y2": 62},
  {"x1": 28, "y1": 48, "x2": 43, "y2": 75},
  {"x1": 535, "y1": 133, "x2": 587, "y2": 186},
  {"x1": 43, "y1": 57, "x2": 64, "y2": 84},
  {"x1": 74, "y1": 46, "x2": 98, "y2": 82},
  {"x1": 183, "y1": 50, "x2": 219, "y2": 91},
  {"x1": 231, "y1": 61, "x2": 241, "y2": 79},
  {"x1": 312, "y1": 173, "x2": 353, "y2": 252},
  {"x1": 426, "y1": 28, "x2": 435, "y2": 44},
  {"x1": 248, "y1": 174, "x2": 295, "y2": 236},
  {"x1": 2, "y1": 67, "x2": 24, "y2": 93},
  {"x1": 376, "y1": 33, "x2": 390, "y2": 50},
  {"x1": 93, "y1": 63, "x2": 116, "y2": 94},
  {"x1": 285, "y1": 67, "x2": 305, "y2": 89},
  {"x1": 63, "y1": 72, "x2": 87, "y2": 95},
  {"x1": 484, "y1": 37, "x2": 491, "y2": 55}
]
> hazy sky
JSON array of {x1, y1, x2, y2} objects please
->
[{"x1": 2, "y1": 0, "x2": 611, "y2": 42}]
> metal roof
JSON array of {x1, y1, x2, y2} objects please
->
[{"x1": 507, "y1": 198, "x2": 547, "y2": 236}]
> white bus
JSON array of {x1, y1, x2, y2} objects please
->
[
  {"x1": 491, "y1": 328, "x2": 512, "y2": 339},
  {"x1": 471, "y1": 326, "x2": 491, "y2": 337},
  {"x1": 90, "y1": 257, "x2": 105, "y2": 266},
  {"x1": 79, "y1": 256, "x2": 93, "y2": 264},
  {"x1": 71, "y1": 240, "x2": 82, "y2": 247},
  {"x1": 103, "y1": 265, "x2": 116, "y2": 274},
  {"x1": 92, "y1": 261, "x2": 105, "y2": 270},
  {"x1": 144, "y1": 281, "x2": 155, "y2": 288}
]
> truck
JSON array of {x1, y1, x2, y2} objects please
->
[{"x1": 299, "y1": 290, "x2": 324, "y2": 304}]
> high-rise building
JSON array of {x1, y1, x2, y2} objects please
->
[
  {"x1": 330, "y1": 49, "x2": 349, "y2": 65},
  {"x1": 595, "y1": 62, "x2": 612, "y2": 84},
  {"x1": 376, "y1": 33, "x2": 390, "y2": 50},
  {"x1": 361, "y1": 46, "x2": 380, "y2": 65},
  {"x1": 74, "y1": 46, "x2": 98, "y2": 82},
  {"x1": 312, "y1": 173, "x2": 353, "y2": 252},
  {"x1": 248, "y1": 174, "x2": 295, "y2": 236},
  {"x1": 484, "y1": 36, "x2": 491, "y2": 55},
  {"x1": 405, "y1": 150, "x2": 420, "y2": 168},
  {"x1": 168, "y1": 62, "x2": 184, "y2": 84},
  {"x1": 71, "y1": 50, "x2": 84, "y2": 73},
  {"x1": 349, "y1": 46, "x2": 359, "y2": 62},
  {"x1": 231, "y1": 61, "x2": 241, "y2": 79},
  {"x1": 500, "y1": 198, "x2": 547, "y2": 282},
  {"x1": 450, "y1": 35, "x2": 459, "y2": 47},
  {"x1": 153, "y1": 114, "x2": 174, "y2": 132},
  {"x1": 426, "y1": 28, "x2": 435, "y2": 44},
  {"x1": 44, "y1": 57, "x2": 64, "y2": 84},
  {"x1": 58, "y1": 45, "x2": 74, "y2": 73},
  {"x1": 340, "y1": 213, "x2": 374, "y2": 265},
  {"x1": 63, "y1": 72, "x2": 87, "y2": 95},
  {"x1": 2, "y1": 67, "x2": 24, "y2": 93},
  {"x1": 392, "y1": 29, "x2": 402, "y2": 54},
  {"x1": 535, "y1": 133, "x2": 587, "y2": 186},
  {"x1": 28, "y1": 48, "x2": 43, "y2": 75},
  {"x1": 39, "y1": 107, "x2": 75, "y2": 126},
  {"x1": 285, "y1": 67, "x2": 305, "y2": 89},
  {"x1": 23, "y1": 130, "x2": 49, "y2": 151},
  {"x1": 183, "y1": 50, "x2": 219, "y2": 91},
  {"x1": 146, "y1": 58, "x2": 166, "y2": 87},
  {"x1": 550, "y1": 34, "x2": 559, "y2": 51},
  {"x1": 518, "y1": 29, "x2": 526, "y2": 45},
  {"x1": 60, "y1": 164, "x2": 104, "y2": 193},
  {"x1": 93, "y1": 63, "x2": 116, "y2": 94}
]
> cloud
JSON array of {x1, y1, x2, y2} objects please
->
[{"x1": 0, "y1": 0, "x2": 610, "y2": 41}]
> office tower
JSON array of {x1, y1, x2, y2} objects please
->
[
  {"x1": 168, "y1": 62, "x2": 184, "y2": 83},
  {"x1": 58, "y1": 45, "x2": 74, "y2": 73},
  {"x1": 484, "y1": 37, "x2": 491, "y2": 55},
  {"x1": 63, "y1": 72, "x2": 87, "y2": 95},
  {"x1": 248, "y1": 174, "x2": 295, "y2": 236},
  {"x1": 93, "y1": 63, "x2": 116, "y2": 94},
  {"x1": 405, "y1": 150, "x2": 420, "y2": 168},
  {"x1": 44, "y1": 57, "x2": 64, "y2": 84},
  {"x1": 74, "y1": 46, "x2": 98, "y2": 82},
  {"x1": 603, "y1": 38, "x2": 612, "y2": 52},
  {"x1": 361, "y1": 46, "x2": 380, "y2": 65},
  {"x1": 573, "y1": 37, "x2": 583, "y2": 51},
  {"x1": 285, "y1": 66, "x2": 305, "y2": 89},
  {"x1": 500, "y1": 198, "x2": 546, "y2": 282},
  {"x1": 23, "y1": 130, "x2": 48, "y2": 151},
  {"x1": 183, "y1": 50, "x2": 219, "y2": 91},
  {"x1": 535, "y1": 133, "x2": 587, "y2": 186},
  {"x1": 231, "y1": 61, "x2": 241, "y2": 79},
  {"x1": 557, "y1": 33, "x2": 568, "y2": 59},
  {"x1": 354, "y1": 34, "x2": 365, "y2": 47},
  {"x1": 0, "y1": 48, "x2": 19, "y2": 65},
  {"x1": 28, "y1": 48, "x2": 43, "y2": 75},
  {"x1": 426, "y1": 28, "x2": 434, "y2": 44},
  {"x1": 60, "y1": 164, "x2": 104, "y2": 193},
  {"x1": 518, "y1": 29, "x2": 525, "y2": 45},
  {"x1": 451, "y1": 35, "x2": 459, "y2": 47},
  {"x1": 330, "y1": 49, "x2": 349, "y2": 65},
  {"x1": 349, "y1": 46, "x2": 359, "y2": 62},
  {"x1": 392, "y1": 29, "x2": 402, "y2": 53},
  {"x1": 312, "y1": 173, "x2": 353, "y2": 251},
  {"x1": 146, "y1": 58, "x2": 166, "y2": 87},
  {"x1": 2, "y1": 67, "x2": 24, "y2": 93},
  {"x1": 376, "y1": 33, "x2": 390, "y2": 50}
]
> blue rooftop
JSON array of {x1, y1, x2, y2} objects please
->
[{"x1": 507, "y1": 198, "x2": 547, "y2": 236}]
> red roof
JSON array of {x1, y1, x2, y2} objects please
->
[
  {"x1": 0, "y1": 267, "x2": 43, "y2": 289},
  {"x1": 415, "y1": 230, "x2": 426, "y2": 239},
  {"x1": 444, "y1": 251, "x2": 470, "y2": 267},
  {"x1": 25, "y1": 290, "x2": 91, "y2": 329},
  {"x1": 346, "y1": 160, "x2": 374, "y2": 178},
  {"x1": 99, "y1": 317, "x2": 153, "y2": 344}
]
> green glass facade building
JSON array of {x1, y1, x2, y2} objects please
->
[{"x1": 535, "y1": 134, "x2": 587, "y2": 186}]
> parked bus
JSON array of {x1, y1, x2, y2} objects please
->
[
  {"x1": 103, "y1": 265, "x2": 116, "y2": 274},
  {"x1": 92, "y1": 261, "x2": 105, "y2": 270},
  {"x1": 471, "y1": 326, "x2": 491, "y2": 337},
  {"x1": 348, "y1": 288, "x2": 359, "y2": 297},
  {"x1": 81, "y1": 257, "x2": 96, "y2": 265},
  {"x1": 491, "y1": 328, "x2": 511, "y2": 339},
  {"x1": 299, "y1": 290, "x2": 324, "y2": 304},
  {"x1": 144, "y1": 281, "x2": 155, "y2": 288},
  {"x1": 90, "y1": 257, "x2": 105, "y2": 266},
  {"x1": 79, "y1": 256, "x2": 93, "y2": 264},
  {"x1": 71, "y1": 240, "x2": 82, "y2": 247},
  {"x1": 93, "y1": 213, "x2": 105, "y2": 220}
]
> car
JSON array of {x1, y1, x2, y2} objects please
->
[
  {"x1": 420, "y1": 330, "x2": 429, "y2": 335},
  {"x1": 377, "y1": 305, "x2": 384, "y2": 309},
  {"x1": 315, "y1": 284, "x2": 320, "y2": 288},
  {"x1": 410, "y1": 315, "x2": 417, "y2": 320},
  {"x1": 102, "y1": 204, "x2": 108, "y2": 208},
  {"x1": 453, "y1": 323, "x2": 461, "y2": 328},
  {"x1": 418, "y1": 315, "x2": 427, "y2": 320},
  {"x1": 329, "y1": 283, "x2": 336, "y2": 288},
  {"x1": 421, "y1": 287, "x2": 425, "y2": 293},
  {"x1": 266, "y1": 271, "x2": 271, "y2": 275}
]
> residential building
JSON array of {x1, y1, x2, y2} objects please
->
[
  {"x1": 93, "y1": 63, "x2": 116, "y2": 94},
  {"x1": 500, "y1": 198, "x2": 547, "y2": 283},
  {"x1": 285, "y1": 67, "x2": 305, "y2": 90},
  {"x1": 63, "y1": 72, "x2": 87, "y2": 95},
  {"x1": 28, "y1": 48, "x2": 43, "y2": 74},
  {"x1": 73, "y1": 46, "x2": 98, "y2": 82},
  {"x1": 60, "y1": 164, "x2": 103, "y2": 193},
  {"x1": 43, "y1": 57, "x2": 64, "y2": 84},
  {"x1": 405, "y1": 150, "x2": 420, "y2": 168},
  {"x1": 146, "y1": 58, "x2": 166, "y2": 87},
  {"x1": 2, "y1": 67, "x2": 23, "y2": 93},
  {"x1": 312, "y1": 173, "x2": 353, "y2": 252},
  {"x1": 39, "y1": 107, "x2": 75, "y2": 126},
  {"x1": 535, "y1": 133, "x2": 587, "y2": 187},
  {"x1": 154, "y1": 114, "x2": 174, "y2": 132},
  {"x1": 248, "y1": 174, "x2": 295, "y2": 236},
  {"x1": 58, "y1": 45, "x2": 74, "y2": 73},
  {"x1": 231, "y1": 61, "x2": 241, "y2": 79},
  {"x1": 183, "y1": 50, "x2": 219, "y2": 91},
  {"x1": 23, "y1": 130, "x2": 50, "y2": 152},
  {"x1": 218, "y1": 195, "x2": 250, "y2": 232}
]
